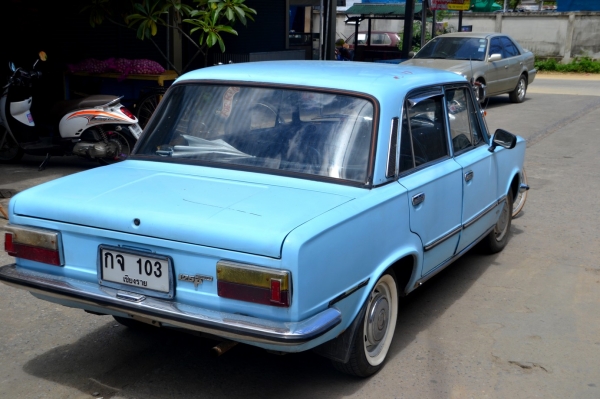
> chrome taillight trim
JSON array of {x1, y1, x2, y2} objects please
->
[{"x1": 4, "y1": 224, "x2": 64, "y2": 266}]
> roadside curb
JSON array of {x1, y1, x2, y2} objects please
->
[{"x1": 536, "y1": 73, "x2": 600, "y2": 81}]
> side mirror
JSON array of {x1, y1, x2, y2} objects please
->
[
  {"x1": 488, "y1": 53, "x2": 502, "y2": 62},
  {"x1": 489, "y1": 129, "x2": 517, "y2": 152}
]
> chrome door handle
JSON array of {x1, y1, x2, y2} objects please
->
[
  {"x1": 465, "y1": 170, "x2": 474, "y2": 182},
  {"x1": 504, "y1": 65, "x2": 509, "y2": 69},
  {"x1": 412, "y1": 193, "x2": 425, "y2": 206}
]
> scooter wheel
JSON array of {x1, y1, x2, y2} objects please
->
[
  {"x1": 0, "y1": 127, "x2": 24, "y2": 163},
  {"x1": 98, "y1": 131, "x2": 135, "y2": 165},
  {"x1": 136, "y1": 87, "x2": 167, "y2": 129}
]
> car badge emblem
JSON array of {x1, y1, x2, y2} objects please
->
[{"x1": 178, "y1": 273, "x2": 213, "y2": 289}]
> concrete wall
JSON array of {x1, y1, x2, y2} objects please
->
[
  {"x1": 444, "y1": 11, "x2": 600, "y2": 62},
  {"x1": 325, "y1": 11, "x2": 600, "y2": 62}
]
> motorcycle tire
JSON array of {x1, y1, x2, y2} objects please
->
[
  {"x1": 0, "y1": 126, "x2": 24, "y2": 163},
  {"x1": 136, "y1": 87, "x2": 167, "y2": 129},
  {"x1": 97, "y1": 130, "x2": 136, "y2": 166}
]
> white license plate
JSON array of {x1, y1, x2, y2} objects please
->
[
  {"x1": 129, "y1": 123, "x2": 143, "y2": 139},
  {"x1": 99, "y1": 245, "x2": 173, "y2": 297}
]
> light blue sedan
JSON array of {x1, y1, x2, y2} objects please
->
[{"x1": 0, "y1": 61, "x2": 526, "y2": 377}]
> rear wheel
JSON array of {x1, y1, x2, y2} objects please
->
[
  {"x1": 332, "y1": 271, "x2": 398, "y2": 377},
  {"x1": 509, "y1": 74, "x2": 527, "y2": 103},
  {"x1": 98, "y1": 131, "x2": 135, "y2": 165},
  {"x1": 0, "y1": 127, "x2": 24, "y2": 163},
  {"x1": 136, "y1": 88, "x2": 167, "y2": 129}
]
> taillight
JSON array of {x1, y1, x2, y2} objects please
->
[
  {"x1": 4, "y1": 225, "x2": 63, "y2": 266},
  {"x1": 216, "y1": 261, "x2": 291, "y2": 307},
  {"x1": 120, "y1": 106, "x2": 135, "y2": 120}
]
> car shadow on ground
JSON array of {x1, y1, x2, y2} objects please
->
[
  {"x1": 385, "y1": 242, "x2": 503, "y2": 362},
  {"x1": 21, "y1": 236, "x2": 509, "y2": 398}
]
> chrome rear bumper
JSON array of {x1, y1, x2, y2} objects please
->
[{"x1": 0, "y1": 264, "x2": 341, "y2": 346}]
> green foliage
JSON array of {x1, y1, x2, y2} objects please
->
[
  {"x1": 535, "y1": 57, "x2": 600, "y2": 73},
  {"x1": 397, "y1": 21, "x2": 432, "y2": 53},
  {"x1": 82, "y1": 0, "x2": 257, "y2": 69},
  {"x1": 398, "y1": 21, "x2": 451, "y2": 53}
]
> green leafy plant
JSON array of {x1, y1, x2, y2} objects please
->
[
  {"x1": 398, "y1": 21, "x2": 451, "y2": 53},
  {"x1": 535, "y1": 57, "x2": 600, "y2": 73},
  {"x1": 82, "y1": 0, "x2": 256, "y2": 72},
  {"x1": 398, "y1": 21, "x2": 432, "y2": 53}
]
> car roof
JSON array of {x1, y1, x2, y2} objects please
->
[
  {"x1": 434, "y1": 32, "x2": 505, "y2": 39},
  {"x1": 350, "y1": 31, "x2": 399, "y2": 35},
  {"x1": 175, "y1": 61, "x2": 465, "y2": 100}
]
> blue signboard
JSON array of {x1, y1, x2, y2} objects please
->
[{"x1": 557, "y1": 0, "x2": 600, "y2": 11}]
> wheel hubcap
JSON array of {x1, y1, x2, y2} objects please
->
[
  {"x1": 495, "y1": 200, "x2": 510, "y2": 241},
  {"x1": 518, "y1": 79, "x2": 525, "y2": 100},
  {"x1": 367, "y1": 293, "x2": 389, "y2": 346}
]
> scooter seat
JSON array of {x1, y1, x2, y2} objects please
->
[{"x1": 52, "y1": 95, "x2": 120, "y2": 119}]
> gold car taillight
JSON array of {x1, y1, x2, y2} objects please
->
[
  {"x1": 216, "y1": 261, "x2": 291, "y2": 307},
  {"x1": 4, "y1": 225, "x2": 63, "y2": 266}
]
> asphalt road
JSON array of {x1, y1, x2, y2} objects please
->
[{"x1": 1, "y1": 74, "x2": 600, "y2": 399}]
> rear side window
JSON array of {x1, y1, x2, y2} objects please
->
[
  {"x1": 372, "y1": 33, "x2": 391, "y2": 45},
  {"x1": 400, "y1": 94, "x2": 448, "y2": 170}
]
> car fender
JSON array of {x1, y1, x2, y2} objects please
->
[
  {"x1": 283, "y1": 183, "x2": 423, "y2": 325},
  {"x1": 492, "y1": 136, "x2": 527, "y2": 199}
]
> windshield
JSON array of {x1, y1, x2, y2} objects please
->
[
  {"x1": 135, "y1": 84, "x2": 375, "y2": 184},
  {"x1": 414, "y1": 37, "x2": 487, "y2": 61}
]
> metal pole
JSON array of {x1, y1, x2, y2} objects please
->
[
  {"x1": 421, "y1": 0, "x2": 427, "y2": 48},
  {"x1": 458, "y1": 10, "x2": 463, "y2": 31},
  {"x1": 319, "y1": 0, "x2": 323, "y2": 60},
  {"x1": 323, "y1": 0, "x2": 329, "y2": 60},
  {"x1": 504, "y1": 0, "x2": 508, "y2": 12},
  {"x1": 401, "y1": 0, "x2": 415, "y2": 59},
  {"x1": 432, "y1": 9, "x2": 437, "y2": 38}
]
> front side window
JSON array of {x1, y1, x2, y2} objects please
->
[
  {"x1": 446, "y1": 88, "x2": 484, "y2": 153},
  {"x1": 135, "y1": 84, "x2": 375, "y2": 184},
  {"x1": 489, "y1": 37, "x2": 503, "y2": 57}
]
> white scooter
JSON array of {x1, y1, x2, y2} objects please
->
[{"x1": 0, "y1": 52, "x2": 142, "y2": 170}]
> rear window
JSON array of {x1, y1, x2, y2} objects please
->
[{"x1": 135, "y1": 84, "x2": 375, "y2": 184}]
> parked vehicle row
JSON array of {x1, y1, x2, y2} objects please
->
[
  {"x1": 403, "y1": 32, "x2": 537, "y2": 103},
  {"x1": 0, "y1": 52, "x2": 142, "y2": 169}
]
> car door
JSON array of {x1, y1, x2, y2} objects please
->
[
  {"x1": 445, "y1": 86, "x2": 499, "y2": 253},
  {"x1": 398, "y1": 90, "x2": 463, "y2": 277},
  {"x1": 486, "y1": 37, "x2": 512, "y2": 94},
  {"x1": 500, "y1": 36, "x2": 524, "y2": 91}
]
